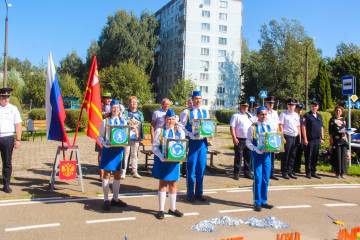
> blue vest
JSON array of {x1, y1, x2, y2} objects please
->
[
  {"x1": 107, "y1": 118, "x2": 125, "y2": 126},
  {"x1": 159, "y1": 127, "x2": 182, "y2": 152},
  {"x1": 185, "y1": 108, "x2": 207, "y2": 133}
]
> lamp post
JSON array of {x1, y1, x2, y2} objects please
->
[
  {"x1": 3, "y1": 0, "x2": 11, "y2": 88},
  {"x1": 301, "y1": 37, "x2": 315, "y2": 110}
]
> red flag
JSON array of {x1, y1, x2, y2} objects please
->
[{"x1": 83, "y1": 56, "x2": 103, "y2": 146}]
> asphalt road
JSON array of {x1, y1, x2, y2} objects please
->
[{"x1": 1, "y1": 183, "x2": 359, "y2": 240}]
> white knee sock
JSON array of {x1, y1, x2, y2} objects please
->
[
  {"x1": 169, "y1": 193, "x2": 177, "y2": 211},
  {"x1": 112, "y1": 179, "x2": 121, "y2": 201},
  {"x1": 158, "y1": 191, "x2": 166, "y2": 211},
  {"x1": 102, "y1": 179, "x2": 110, "y2": 201}
]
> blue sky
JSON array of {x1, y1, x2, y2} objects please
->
[{"x1": 0, "y1": 0, "x2": 359, "y2": 67}]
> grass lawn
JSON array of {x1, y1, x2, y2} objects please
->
[{"x1": 317, "y1": 164, "x2": 360, "y2": 177}]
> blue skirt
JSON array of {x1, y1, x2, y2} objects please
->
[
  {"x1": 152, "y1": 155, "x2": 180, "y2": 181},
  {"x1": 99, "y1": 147, "x2": 124, "y2": 171}
]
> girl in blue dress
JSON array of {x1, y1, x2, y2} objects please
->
[
  {"x1": 152, "y1": 109, "x2": 185, "y2": 219},
  {"x1": 98, "y1": 100, "x2": 128, "y2": 211}
]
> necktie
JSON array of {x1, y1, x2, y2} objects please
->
[
  {"x1": 261, "y1": 123, "x2": 266, "y2": 132},
  {"x1": 197, "y1": 108, "x2": 202, "y2": 119},
  {"x1": 168, "y1": 128, "x2": 174, "y2": 138}
]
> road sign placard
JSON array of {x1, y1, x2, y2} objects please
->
[
  {"x1": 260, "y1": 91, "x2": 267, "y2": 98},
  {"x1": 342, "y1": 76, "x2": 355, "y2": 95},
  {"x1": 175, "y1": 101, "x2": 179, "y2": 106},
  {"x1": 351, "y1": 95, "x2": 358, "y2": 102},
  {"x1": 356, "y1": 102, "x2": 360, "y2": 109},
  {"x1": 250, "y1": 96, "x2": 255, "y2": 102},
  {"x1": 346, "y1": 101, "x2": 354, "y2": 108}
]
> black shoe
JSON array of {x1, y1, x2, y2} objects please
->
[
  {"x1": 261, "y1": 203, "x2": 274, "y2": 209},
  {"x1": 168, "y1": 209, "x2": 184, "y2": 217},
  {"x1": 282, "y1": 174, "x2": 290, "y2": 180},
  {"x1": 270, "y1": 175, "x2": 279, "y2": 180},
  {"x1": 254, "y1": 205, "x2": 262, "y2": 212},
  {"x1": 288, "y1": 173, "x2": 297, "y2": 179},
  {"x1": 111, "y1": 198, "x2": 127, "y2": 207},
  {"x1": 2, "y1": 185, "x2": 12, "y2": 193},
  {"x1": 244, "y1": 174, "x2": 253, "y2": 179},
  {"x1": 311, "y1": 173, "x2": 321, "y2": 179},
  {"x1": 305, "y1": 174, "x2": 312, "y2": 179},
  {"x1": 294, "y1": 170, "x2": 302, "y2": 174},
  {"x1": 187, "y1": 196, "x2": 195, "y2": 203},
  {"x1": 155, "y1": 211, "x2": 165, "y2": 219},
  {"x1": 103, "y1": 200, "x2": 111, "y2": 211},
  {"x1": 234, "y1": 175, "x2": 239, "y2": 180},
  {"x1": 195, "y1": 195, "x2": 207, "y2": 202}
]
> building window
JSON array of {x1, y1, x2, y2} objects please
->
[
  {"x1": 200, "y1": 73, "x2": 209, "y2": 81},
  {"x1": 202, "y1": 10, "x2": 210, "y2": 18},
  {"x1": 204, "y1": 0, "x2": 211, "y2": 6},
  {"x1": 218, "y1": 62, "x2": 226, "y2": 69},
  {"x1": 201, "y1": 48, "x2": 210, "y2": 56},
  {"x1": 218, "y1": 74, "x2": 226, "y2": 81},
  {"x1": 219, "y1": 13, "x2": 227, "y2": 20},
  {"x1": 220, "y1": 1, "x2": 228, "y2": 8},
  {"x1": 218, "y1": 37, "x2": 227, "y2": 45},
  {"x1": 200, "y1": 86, "x2": 208, "y2": 93},
  {"x1": 203, "y1": 99, "x2": 208, "y2": 105},
  {"x1": 201, "y1": 23, "x2": 210, "y2": 31},
  {"x1": 219, "y1": 25, "x2": 227, "y2": 32},
  {"x1": 218, "y1": 50, "x2": 226, "y2": 57},
  {"x1": 200, "y1": 60, "x2": 209, "y2": 69},
  {"x1": 217, "y1": 87, "x2": 225, "y2": 93},
  {"x1": 201, "y1": 35, "x2": 210, "y2": 43},
  {"x1": 217, "y1": 100, "x2": 225, "y2": 106}
]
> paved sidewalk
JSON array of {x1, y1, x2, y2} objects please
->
[{"x1": 1, "y1": 126, "x2": 359, "y2": 198}]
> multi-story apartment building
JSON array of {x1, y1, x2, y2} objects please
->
[{"x1": 153, "y1": 0, "x2": 242, "y2": 109}]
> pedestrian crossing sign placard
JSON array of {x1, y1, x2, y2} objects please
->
[
  {"x1": 256, "y1": 132, "x2": 284, "y2": 152},
  {"x1": 260, "y1": 91, "x2": 267, "y2": 98},
  {"x1": 162, "y1": 138, "x2": 189, "y2": 162},
  {"x1": 106, "y1": 125, "x2": 130, "y2": 147},
  {"x1": 250, "y1": 96, "x2": 255, "y2": 102}
]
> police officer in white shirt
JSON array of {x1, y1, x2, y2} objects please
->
[
  {"x1": 150, "y1": 98, "x2": 170, "y2": 143},
  {"x1": 265, "y1": 96, "x2": 279, "y2": 180},
  {"x1": 0, "y1": 88, "x2": 22, "y2": 193},
  {"x1": 230, "y1": 100, "x2": 255, "y2": 180},
  {"x1": 279, "y1": 98, "x2": 301, "y2": 179}
]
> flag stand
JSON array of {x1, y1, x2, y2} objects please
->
[{"x1": 49, "y1": 145, "x2": 84, "y2": 192}]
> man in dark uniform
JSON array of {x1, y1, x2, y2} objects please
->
[
  {"x1": 265, "y1": 96, "x2": 279, "y2": 180},
  {"x1": 302, "y1": 101, "x2": 324, "y2": 179},
  {"x1": 0, "y1": 88, "x2": 22, "y2": 193},
  {"x1": 230, "y1": 100, "x2": 255, "y2": 180},
  {"x1": 294, "y1": 104, "x2": 304, "y2": 174}
]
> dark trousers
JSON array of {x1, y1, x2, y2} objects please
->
[
  {"x1": 270, "y1": 152, "x2": 276, "y2": 176},
  {"x1": 304, "y1": 139, "x2": 320, "y2": 174},
  {"x1": 281, "y1": 135, "x2": 297, "y2": 175},
  {"x1": 331, "y1": 144, "x2": 347, "y2": 175},
  {"x1": 234, "y1": 138, "x2": 251, "y2": 176},
  {"x1": 0, "y1": 135, "x2": 14, "y2": 186},
  {"x1": 294, "y1": 137, "x2": 303, "y2": 172}
]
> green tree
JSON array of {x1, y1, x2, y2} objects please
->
[
  {"x1": 58, "y1": 73, "x2": 82, "y2": 98},
  {"x1": 7, "y1": 68, "x2": 25, "y2": 102},
  {"x1": 23, "y1": 70, "x2": 46, "y2": 108},
  {"x1": 97, "y1": 10, "x2": 159, "y2": 74},
  {"x1": 168, "y1": 77, "x2": 197, "y2": 106},
  {"x1": 316, "y1": 61, "x2": 332, "y2": 110},
  {"x1": 99, "y1": 60, "x2": 154, "y2": 105}
]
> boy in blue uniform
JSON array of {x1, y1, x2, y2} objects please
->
[
  {"x1": 246, "y1": 107, "x2": 274, "y2": 212},
  {"x1": 179, "y1": 91, "x2": 209, "y2": 203}
]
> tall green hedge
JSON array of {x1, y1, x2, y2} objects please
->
[
  {"x1": 29, "y1": 108, "x2": 46, "y2": 120},
  {"x1": 141, "y1": 104, "x2": 186, "y2": 122}
]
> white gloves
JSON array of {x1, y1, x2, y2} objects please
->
[
  {"x1": 253, "y1": 147, "x2": 262, "y2": 154},
  {"x1": 103, "y1": 143, "x2": 110, "y2": 148},
  {"x1": 189, "y1": 132, "x2": 198, "y2": 140},
  {"x1": 159, "y1": 154, "x2": 166, "y2": 162}
]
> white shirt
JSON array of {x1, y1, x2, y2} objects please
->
[
  {"x1": 98, "y1": 116, "x2": 127, "y2": 146},
  {"x1": 230, "y1": 111, "x2": 255, "y2": 138},
  {"x1": 179, "y1": 106, "x2": 210, "y2": 134},
  {"x1": 152, "y1": 125, "x2": 185, "y2": 158},
  {"x1": 246, "y1": 121, "x2": 270, "y2": 151},
  {"x1": 265, "y1": 108, "x2": 279, "y2": 132},
  {"x1": 0, "y1": 103, "x2": 22, "y2": 137},
  {"x1": 279, "y1": 110, "x2": 300, "y2": 137},
  {"x1": 152, "y1": 108, "x2": 167, "y2": 129}
]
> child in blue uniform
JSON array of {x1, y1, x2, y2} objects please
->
[
  {"x1": 98, "y1": 100, "x2": 128, "y2": 211},
  {"x1": 152, "y1": 109, "x2": 185, "y2": 219},
  {"x1": 246, "y1": 107, "x2": 274, "y2": 212}
]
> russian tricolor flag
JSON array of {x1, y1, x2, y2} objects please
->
[{"x1": 45, "y1": 52, "x2": 70, "y2": 146}]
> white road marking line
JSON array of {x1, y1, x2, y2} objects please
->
[
  {"x1": 165, "y1": 212, "x2": 199, "y2": 218},
  {"x1": 314, "y1": 186, "x2": 360, "y2": 189},
  {"x1": 0, "y1": 197, "x2": 62, "y2": 203},
  {"x1": 324, "y1": 203, "x2": 358, "y2": 207},
  {"x1": 0, "y1": 197, "x2": 103, "y2": 207},
  {"x1": 86, "y1": 217, "x2": 136, "y2": 224},
  {"x1": 218, "y1": 208, "x2": 253, "y2": 213},
  {"x1": 276, "y1": 205, "x2": 312, "y2": 209},
  {"x1": 227, "y1": 190, "x2": 252, "y2": 193},
  {"x1": 269, "y1": 187, "x2": 305, "y2": 191},
  {"x1": 5, "y1": 223, "x2": 60, "y2": 232}
]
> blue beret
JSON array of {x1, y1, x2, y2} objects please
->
[
  {"x1": 257, "y1": 106, "x2": 266, "y2": 114},
  {"x1": 192, "y1": 91, "x2": 202, "y2": 97},
  {"x1": 110, "y1": 100, "x2": 119, "y2": 106},
  {"x1": 165, "y1": 109, "x2": 176, "y2": 117}
]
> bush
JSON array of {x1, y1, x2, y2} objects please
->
[
  {"x1": 141, "y1": 104, "x2": 187, "y2": 122},
  {"x1": 64, "y1": 109, "x2": 88, "y2": 131},
  {"x1": 29, "y1": 108, "x2": 46, "y2": 120},
  {"x1": 10, "y1": 96, "x2": 22, "y2": 113},
  {"x1": 215, "y1": 110, "x2": 237, "y2": 124},
  {"x1": 326, "y1": 109, "x2": 360, "y2": 132}
]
